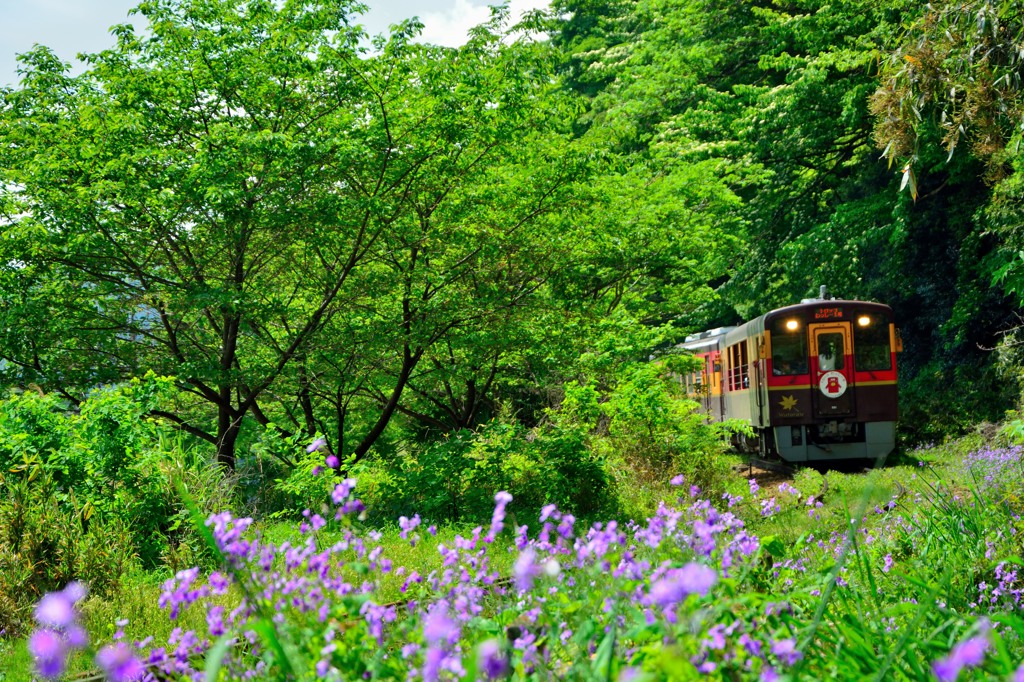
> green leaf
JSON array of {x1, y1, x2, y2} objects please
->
[
  {"x1": 594, "y1": 622, "x2": 616, "y2": 681},
  {"x1": 203, "y1": 633, "x2": 235, "y2": 682},
  {"x1": 762, "y1": 535, "x2": 787, "y2": 559},
  {"x1": 250, "y1": 618, "x2": 296, "y2": 677}
]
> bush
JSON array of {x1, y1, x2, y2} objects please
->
[
  {"x1": 552, "y1": 361, "x2": 736, "y2": 520},
  {"x1": 899, "y1": 357, "x2": 1013, "y2": 446},
  {"x1": 593, "y1": 362, "x2": 734, "y2": 495},
  {"x1": 0, "y1": 471, "x2": 136, "y2": 638},
  {"x1": 350, "y1": 359, "x2": 734, "y2": 527},
  {"x1": 0, "y1": 376, "x2": 237, "y2": 569},
  {"x1": 362, "y1": 415, "x2": 610, "y2": 525}
]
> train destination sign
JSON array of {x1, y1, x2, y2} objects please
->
[{"x1": 814, "y1": 307, "x2": 843, "y2": 319}]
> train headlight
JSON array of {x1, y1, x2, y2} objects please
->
[
  {"x1": 785, "y1": 319, "x2": 799, "y2": 331},
  {"x1": 857, "y1": 315, "x2": 871, "y2": 327}
]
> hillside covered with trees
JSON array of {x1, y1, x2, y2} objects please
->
[{"x1": 3, "y1": 0, "x2": 1022, "y2": 460}]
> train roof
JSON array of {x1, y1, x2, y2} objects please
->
[
  {"x1": 679, "y1": 326, "x2": 735, "y2": 351},
  {"x1": 678, "y1": 296, "x2": 894, "y2": 352},
  {"x1": 758, "y1": 299, "x2": 893, "y2": 323}
]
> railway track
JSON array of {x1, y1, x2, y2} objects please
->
[
  {"x1": 744, "y1": 457, "x2": 798, "y2": 477},
  {"x1": 731, "y1": 454, "x2": 832, "y2": 503}
]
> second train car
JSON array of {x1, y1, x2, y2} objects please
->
[{"x1": 681, "y1": 288, "x2": 900, "y2": 462}]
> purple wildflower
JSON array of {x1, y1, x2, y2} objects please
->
[
  {"x1": 28, "y1": 629, "x2": 66, "y2": 679},
  {"x1": 513, "y1": 547, "x2": 542, "y2": 591},
  {"x1": 423, "y1": 603, "x2": 459, "y2": 646},
  {"x1": 28, "y1": 582, "x2": 90, "y2": 679},
  {"x1": 778, "y1": 482, "x2": 800, "y2": 497},
  {"x1": 35, "y1": 583, "x2": 85, "y2": 628},
  {"x1": 399, "y1": 514, "x2": 422, "y2": 542},
  {"x1": 932, "y1": 634, "x2": 988, "y2": 682},
  {"x1": 325, "y1": 454, "x2": 340, "y2": 469},
  {"x1": 771, "y1": 638, "x2": 802, "y2": 666},
  {"x1": 760, "y1": 497, "x2": 780, "y2": 517},
  {"x1": 648, "y1": 562, "x2": 717, "y2": 609},
  {"x1": 670, "y1": 474, "x2": 685, "y2": 486},
  {"x1": 739, "y1": 633, "x2": 762, "y2": 657},
  {"x1": 619, "y1": 667, "x2": 643, "y2": 681},
  {"x1": 331, "y1": 479, "x2": 357, "y2": 504},
  {"x1": 64, "y1": 624, "x2": 88, "y2": 648},
  {"x1": 208, "y1": 571, "x2": 230, "y2": 594},
  {"x1": 556, "y1": 514, "x2": 576, "y2": 539},
  {"x1": 422, "y1": 646, "x2": 450, "y2": 682},
  {"x1": 488, "y1": 491, "x2": 513, "y2": 540},
  {"x1": 96, "y1": 643, "x2": 146, "y2": 682},
  {"x1": 307, "y1": 437, "x2": 326, "y2": 453},
  {"x1": 539, "y1": 504, "x2": 559, "y2": 522},
  {"x1": 478, "y1": 639, "x2": 509, "y2": 679},
  {"x1": 158, "y1": 567, "x2": 206, "y2": 619}
]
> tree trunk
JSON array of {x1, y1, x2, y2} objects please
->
[
  {"x1": 216, "y1": 395, "x2": 240, "y2": 469},
  {"x1": 350, "y1": 345, "x2": 422, "y2": 464}
]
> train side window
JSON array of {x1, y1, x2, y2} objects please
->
[
  {"x1": 727, "y1": 343, "x2": 745, "y2": 390},
  {"x1": 854, "y1": 313, "x2": 892, "y2": 371},
  {"x1": 770, "y1": 318, "x2": 808, "y2": 375},
  {"x1": 740, "y1": 342, "x2": 749, "y2": 388}
]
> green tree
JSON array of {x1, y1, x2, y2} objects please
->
[
  {"x1": 550, "y1": 0, "x2": 1020, "y2": 436},
  {"x1": 0, "y1": 0, "x2": 593, "y2": 467},
  {"x1": 872, "y1": 0, "x2": 1024, "y2": 184}
]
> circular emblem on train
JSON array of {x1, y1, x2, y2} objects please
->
[{"x1": 818, "y1": 371, "x2": 847, "y2": 398}]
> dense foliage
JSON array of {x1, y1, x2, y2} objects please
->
[
  {"x1": 560, "y1": 0, "x2": 1024, "y2": 433},
  {"x1": 1, "y1": 0, "x2": 1021, "y2": 466}
]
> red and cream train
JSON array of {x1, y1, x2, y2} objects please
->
[{"x1": 681, "y1": 289, "x2": 900, "y2": 462}]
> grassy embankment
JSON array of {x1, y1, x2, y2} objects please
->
[{"x1": 2, "y1": 433, "x2": 1019, "y2": 680}]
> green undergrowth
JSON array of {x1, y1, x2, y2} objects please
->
[
  {"x1": 5, "y1": 432, "x2": 1021, "y2": 680},
  {"x1": 1, "y1": 575, "x2": 214, "y2": 681},
  {"x1": 1, "y1": 521, "x2": 514, "y2": 681},
  {"x1": 728, "y1": 433, "x2": 990, "y2": 545},
  {"x1": 260, "y1": 522, "x2": 516, "y2": 604}
]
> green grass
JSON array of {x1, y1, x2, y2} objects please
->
[
  {"x1": 0, "y1": 573, "x2": 217, "y2": 682},
  {"x1": 1, "y1": 518, "x2": 517, "y2": 680},
  {"x1": 3, "y1": 432, "x2": 1018, "y2": 680},
  {"x1": 725, "y1": 434, "x2": 990, "y2": 545}
]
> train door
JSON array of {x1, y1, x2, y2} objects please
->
[
  {"x1": 809, "y1": 323, "x2": 855, "y2": 418},
  {"x1": 702, "y1": 355, "x2": 712, "y2": 414},
  {"x1": 710, "y1": 351, "x2": 724, "y2": 421},
  {"x1": 754, "y1": 335, "x2": 766, "y2": 427}
]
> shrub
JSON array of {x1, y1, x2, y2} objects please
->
[
  {"x1": 362, "y1": 415, "x2": 610, "y2": 525},
  {"x1": 0, "y1": 376, "x2": 236, "y2": 573},
  {"x1": 899, "y1": 357, "x2": 1013, "y2": 446},
  {"x1": 0, "y1": 471, "x2": 135, "y2": 638}
]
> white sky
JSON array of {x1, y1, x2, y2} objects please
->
[{"x1": 0, "y1": 0, "x2": 551, "y2": 87}]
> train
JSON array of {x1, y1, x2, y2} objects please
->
[{"x1": 680, "y1": 287, "x2": 900, "y2": 462}]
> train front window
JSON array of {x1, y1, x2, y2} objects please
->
[
  {"x1": 854, "y1": 313, "x2": 892, "y2": 371},
  {"x1": 817, "y1": 332, "x2": 844, "y2": 370},
  {"x1": 770, "y1": 318, "x2": 808, "y2": 375}
]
